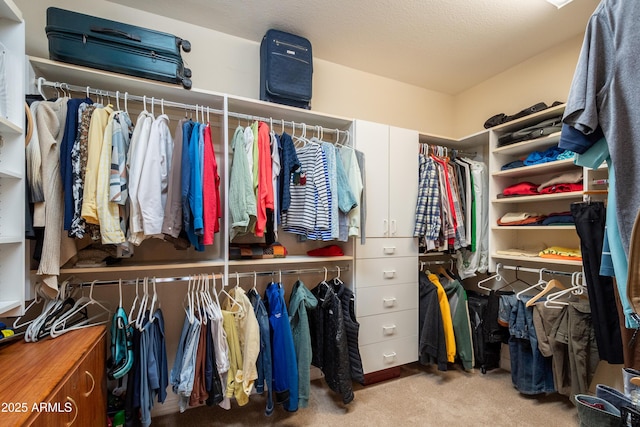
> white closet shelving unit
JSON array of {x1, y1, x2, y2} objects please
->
[
  {"x1": 353, "y1": 120, "x2": 419, "y2": 375},
  {"x1": 0, "y1": 0, "x2": 25, "y2": 316},
  {"x1": 488, "y1": 103, "x2": 585, "y2": 269},
  {"x1": 28, "y1": 56, "x2": 355, "y2": 286}
]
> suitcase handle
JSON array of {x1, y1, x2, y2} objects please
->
[{"x1": 90, "y1": 26, "x2": 141, "y2": 42}]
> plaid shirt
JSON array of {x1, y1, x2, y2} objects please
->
[{"x1": 413, "y1": 154, "x2": 440, "y2": 240}]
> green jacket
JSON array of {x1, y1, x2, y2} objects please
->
[{"x1": 289, "y1": 280, "x2": 318, "y2": 408}]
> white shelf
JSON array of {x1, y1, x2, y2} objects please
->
[
  {"x1": 0, "y1": 0, "x2": 21, "y2": 22},
  {"x1": 228, "y1": 255, "x2": 353, "y2": 267},
  {"x1": 0, "y1": 235, "x2": 21, "y2": 244},
  {"x1": 492, "y1": 253, "x2": 583, "y2": 266},
  {"x1": 57, "y1": 255, "x2": 354, "y2": 275},
  {"x1": 0, "y1": 299, "x2": 21, "y2": 315},
  {"x1": 492, "y1": 225, "x2": 575, "y2": 230},
  {"x1": 492, "y1": 132, "x2": 562, "y2": 157},
  {"x1": 492, "y1": 103, "x2": 565, "y2": 133},
  {"x1": 492, "y1": 158, "x2": 576, "y2": 179},
  {"x1": 59, "y1": 259, "x2": 226, "y2": 275},
  {"x1": 29, "y1": 56, "x2": 226, "y2": 108},
  {"x1": 492, "y1": 191, "x2": 583, "y2": 204},
  {"x1": 0, "y1": 167, "x2": 22, "y2": 179},
  {"x1": 0, "y1": 116, "x2": 22, "y2": 135}
]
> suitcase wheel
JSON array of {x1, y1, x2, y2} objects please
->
[
  {"x1": 180, "y1": 39, "x2": 191, "y2": 53},
  {"x1": 184, "y1": 68, "x2": 192, "y2": 78},
  {"x1": 181, "y1": 77, "x2": 192, "y2": 90}
]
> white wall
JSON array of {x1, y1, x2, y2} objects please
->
[
  {"x1": 453, "y1": 35, "x2": 583, "y2": 138},
  {"x1": 18, "y1": 0, "x2": 455, "y2": 136}
]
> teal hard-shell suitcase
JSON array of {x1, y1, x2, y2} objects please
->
[{"x1": 45, "y1": 7, "x2": 192, "y2": 89}]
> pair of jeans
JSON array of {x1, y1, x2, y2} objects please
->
[
  {"x1": 248, "y1": 289, "x2": 274, "y2": 416},
  {"x1": 501, "y1": 294, "x2": 555, "y2": 394},
  {"x1": 571, "y1": 201, "x2": 624, "y2": 364}
]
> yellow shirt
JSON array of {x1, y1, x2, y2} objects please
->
[
  {"x1": 96, "y1": 111, "x2": 125, "y2": 243},
  {"x1": 222, "y1": 310, "x2": 249, "y2": 406},
  {"x1": 226, "y1": 287, "x2": 260, "y2": 397},
  {"x1": 81, "y1": 105, "x2": 113, "y2": 224},
  {"x1": 428, "y1": 273, "x2": 457, "y2": 363}
]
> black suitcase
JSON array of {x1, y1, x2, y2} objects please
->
[
  {"x1": 45, "y1": 7, "x2": 193, "y2": 89},
  {"x1": 260, "y1": 29, "x2": 312, "y2": 109}
]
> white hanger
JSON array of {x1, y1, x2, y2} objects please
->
[
  {"x1": 151, "y1": 97, "x2": 155, "y2": 116},
  {"x1": 516, "y1": 268, "x2": 548, "y2": 301},
  {"x1": 477, "y1": 264, "x2": 503, "y2": 291},
  {"x1": 161, "y1": 98, "x2": 165, "y2": 116},
  {"x1": 115, "y1": 91, "x2": 121, "y2": 111},
  {"x1": 544, "y1": 272, "x2": 582, "y2": 308},
  {"x1": 127, "y1": 278, "x2": 140, "y2": 326},
  {"x1": 50, "y1": 281, "x2": 111, "y2": 338},
  {"x1": 143, "y1": 95, "x2": 147, "y2": 112},
  {"x1": 124, "y1": 92, "x2": 129, "y2": 114},
  {"x1": 219, "y1": 273, "x2": 243, "y2": 314},
  {"x1": 12, "y1": 283, "x2": 47, "y2": 332},
  {"x1": 183, "y1": 275, "x2": 194, "y2": 323},
  {"x1": 135, "y1": 277, "x2": 149, "y2": 329},
  {"x1": 252, "y1": 271, "x2": 258, "y2": 292},
  {"x1": 86, "y1": 85, "x2": 91, "y2": 100},
  {"x1": 26, "y1": 281, "x2": 76, "y2": 342},
  {"x1": 147, "y1": 278, "x2": 159, "y2": 324}
]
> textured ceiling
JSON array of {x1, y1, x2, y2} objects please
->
[{"x1": 107, "y1": 0, "x2": 600, "y2": 95}]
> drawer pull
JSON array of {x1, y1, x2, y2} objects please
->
[
  {"x1": 84, "y1": 370, "x2": 95, "y2": 397},
  {"x1": 383, "y1": 352, "x2": 397, "y2": 362},
  {"x1": 382, "y1": 324, "x2": 397, "y2": 335},
  {"x1": 66, "y1": 396, "x2": 78, "y2": 426},
  {"x1": 383, "y1": 270, "x2": 396, "y2": 279},
  {"x1": 382, "y1": 297, "x2": 397, "y2": 307},
  {"x1": 383, "y1": 246, "x2": 396, "y2": 255}
]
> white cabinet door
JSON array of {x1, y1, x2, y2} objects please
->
[
  {"x1": 388, "y1": 126, "x2": 418, "y2": 238},
  {"x1": 354, "y1": 120, "x2": 390, "y2": 238}
]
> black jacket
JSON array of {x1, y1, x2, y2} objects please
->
[
  {"x1": 310, "y1": 281, "x2": 354, "y2": 404},
  {"x1": 331, "y1": 278, "x2": 365, "y2": 385}
]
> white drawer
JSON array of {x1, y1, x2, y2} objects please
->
[
  {"x1": 356, "y1": 238, "x2": 418, "y2": 259},
  {"x1": 355, "y1": 256, "x2": 418, "y2": 288},
  {"x1": 355, "y1": 282, "x2": 418, "y2": 317},
  {"x1": 359, "y1": 335, "x2": 418, "y2": 374},
  {"x1": 358, "y1": 309, "x2": 417, "y2": 346}
]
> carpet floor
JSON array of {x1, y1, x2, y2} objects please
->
[{"x1": 153, "y1": 363, "x2": 578, "y2": 426}]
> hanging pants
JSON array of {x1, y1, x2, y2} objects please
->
[{"x1": 571, "y1": 202, "x2": 624, "y2": 364}]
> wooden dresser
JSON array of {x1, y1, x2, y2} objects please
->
[{"x1": 0, "y1": 326, "x2": 107, "y2": 426}]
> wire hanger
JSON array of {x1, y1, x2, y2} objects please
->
[
  {"x1": 477, "y1": 264, "x2": 503, "y2": 291},
  {"x1": 127, "y1": 278, "x2": 140, "y2": 326},
  {"x1": 50, "y1": 280, "x2": 111, "y2": 338},
  {"x1": 544, "y1": 272, "x2": 585, "y2": 308},
  {"x1": 516, "y1": 267, "x2": 547, "y2": 301}
]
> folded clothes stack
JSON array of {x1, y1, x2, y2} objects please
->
[
  {"x1": 500, "y1": 170, "x2": 584, "y2": 198},
  {"x1": 541, "y1": 211, "x2": 575, "y2": 225},
  {"x1": 497, "y1": 212, "x2": 547, "y2": 226},
  {"x1": 539, "y1": 246, "x2": 582, "y2": 261},
  {"x1": 228, "y1": 242, "x2": 288, "y2": 260},
  {"x1": 500, "y1": 145, "x2": 575, "y2": 171}
]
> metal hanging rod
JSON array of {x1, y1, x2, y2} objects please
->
[
  {"x1": 419, "y1": 142, "x2": 476, "y2": 158},
  {"x1": 68, "y1": 265, "x2": 350, "y2": 287},
  {"x1": 39, "y1": 78, "x2": 224, "y2": 116},
  {"x1": 499, "y1": 264, "x2": 577, "y2": 278},
  {"x1": 38, "y1": 78, "x2": 350, "y2": 142}
]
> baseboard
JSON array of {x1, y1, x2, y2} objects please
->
[{"x1": 363, "y1": 366, "x2": 402, "y2": 385}]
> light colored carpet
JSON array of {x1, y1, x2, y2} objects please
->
[{"x1": 153, "y1": 363, "x2": 578, "y2": 426}]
